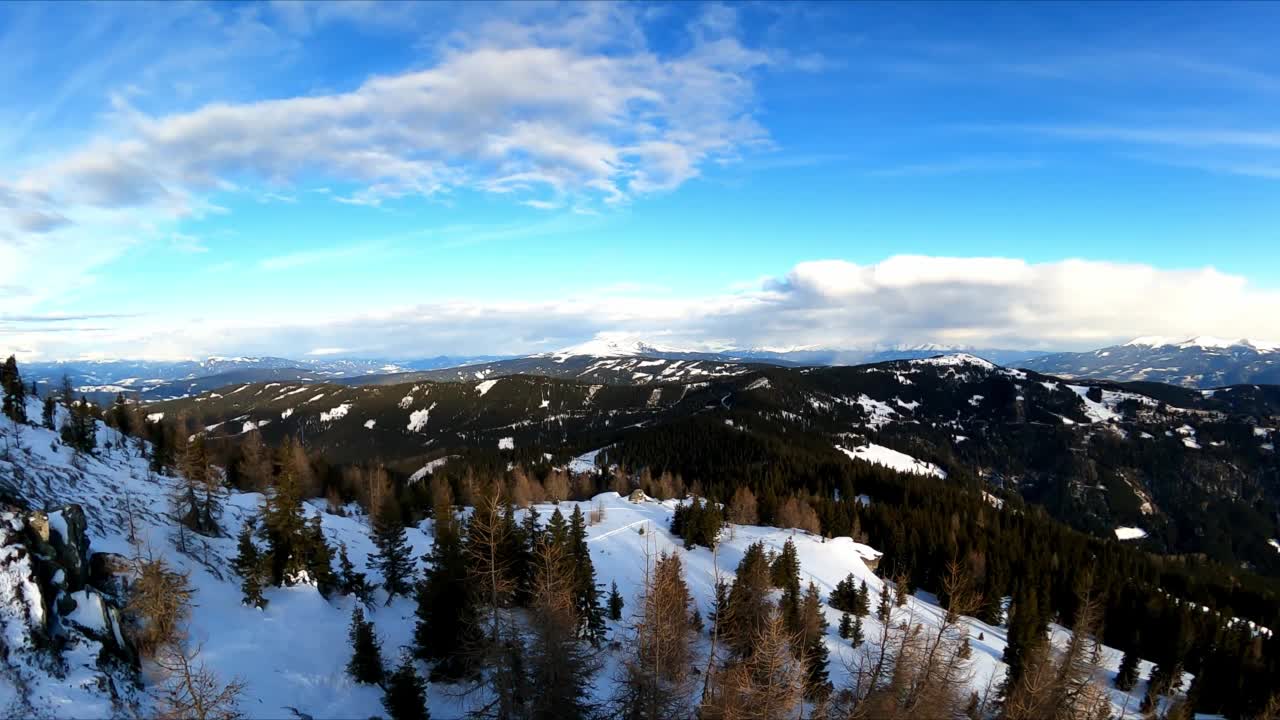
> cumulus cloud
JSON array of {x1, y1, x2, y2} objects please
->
[{"x1": 6, "y1": 255, "x2": 1280, "y2": 361}]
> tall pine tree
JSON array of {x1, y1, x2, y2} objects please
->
[
  {"x1": 347, "y1": 606, "x2": 385, "y2": 685},
  {"x1": 382, "y1": 654, "x2": 429, "y2": 720},
  {"x1": 232, "y1": 518, "x2": 266, "y2": 609},
  {"x1": 371, "y1": 497, "x2": 414, "y2": 602},
  {"x1": 414, "y1": 496, "x2": 477, "y2": 680},
  {"x1": 568, "y1": 505, "x2": 605, "y2": 644}
]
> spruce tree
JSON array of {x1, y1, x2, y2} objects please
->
[
  {"x1": 1, "y1": 355, "x2": 27, "y2": 425},
  {"x1": 1001, "y1": 587, "x2": 1046, "y2": 694},
  {"x1": 854, "y1": 580, "x2": 870, "y2": 617},
  {"x1": 850, "y1": 615, "x2": 864, "y2": 648},
  {"x1": 830, "y1": 573, "x2": 858, "y2": 612},
  {"x1": 260, "y1": 467, "x2": 307, "y2": 585},
  {"x1": 414, "y1": 498, "x2": 477, "y2": 680},
  {"x1": 347, "y1": 606, "x2": 385, "y2": 685},
  {"x1": 544, "y1": 507, "x2": 569, "y2": 548},
  {"x1": 233, "y1": 519, "x2": 266, "y2": 609},
  {"x1": 724, "y1": 541, "x2": 774, "y2": 658},
  {"x1": 303, "y1": 514, "x2": 337, "y2": 596},
  {"x1": 798, "y1": 582, "x2": 831, "y2": 700},
  {"x1": 838, "y1": 612, "x2": 853, "y2": 639},
  {"x1": 1115, "y1": 648, "x2": 1140, "y2": 691},
  {"x1": 772, "y1": 538, "x2": 801, "y2": 630},
  {"x1": 371, "y1": 497, "x2": 414, "y2": 601},
  {"x1": 41, "y1": 394, "x2": 56, "y2": 430},
  {"x1": 568, "y1": 505, "x2": 605, "y2": 644},
  {"x1": 607, "y1": 580, "x2": 624, "y2": 621},
  {"x1": 382, "y1": 655, "x2": 430, "y2": 720},
  {"x1": 337, "y1": 542, "x2": 373, "y2": 606}
]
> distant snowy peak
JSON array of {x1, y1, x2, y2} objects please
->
[
  {"x1": 879, "y1": 342, "x2": 973, "y2": 352},
  {"x1": 1125, "y1": 336, "x2": 1280, "y2": 352},
  {"x1": 909, "y1": 353, "x2": 998, "y2": 370},
  {"x1": 545, "y1": 335, "x2": 689, "y2": 361}
]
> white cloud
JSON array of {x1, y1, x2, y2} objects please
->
[
  {"x1": 4, "y1": 4, "x2": 773, "y2": 234},
  {"x1": 6, "y1": 255, "x2": 1280, "y2": 360}
]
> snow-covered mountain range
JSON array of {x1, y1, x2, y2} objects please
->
[{"x1": 1023, "y1": 336, "x2": 1280, "y2": 388}]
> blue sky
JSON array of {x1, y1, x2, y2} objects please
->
[{"x1": 2, "y1": 1, "x2": 1279, "y2": 359}]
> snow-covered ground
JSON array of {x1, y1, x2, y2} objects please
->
[
  {"x1": 837, "y1": 443, "x2": 946, "y2": 479},
  {"x1": 0, "y1": 398, "x2": 1182, "y2": 718}
]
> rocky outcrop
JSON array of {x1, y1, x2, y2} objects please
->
[
  {"x1": 0, "y1": 503, "x2": 138, "y2": 711},
  {"x1": 27, "y1": 505, "x2": 90, "y2": 593}
]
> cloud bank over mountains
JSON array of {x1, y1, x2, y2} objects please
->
[{"x1": 6, "y1": 254, "x2": 1278, "y2": 360}]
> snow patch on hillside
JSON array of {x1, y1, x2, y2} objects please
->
[
  {"x1": 408, "y1": 456, "x2": 457, "y2": 483},
  {"x1": 319, "y1": 402, "x2": 352, "y2": 423},
  {"x1": 837, "y1": 443, "x2": 946, "y2": 479},
  {"x1": 407, "y1": 402, "x2": 437, "y2": 433},
  {"x1": 475, "y1": 379, "x2": 499, "y2": 396},
  {"x1": 1067, "y1": 385, "x2": 1120, "y2": 423},
  {"x1": 498, "y1": 436, "x2": 515, "y2": 450},
  {"x1": 1115, "y1": 527, "x2": 1149, "y2": 541}
]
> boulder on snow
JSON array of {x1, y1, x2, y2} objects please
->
[
  {"x1": 0, "y1": 508, "x2": 54, "y2": 650},
  {"x1": 28, "y1": 504, "x2": 91, "y2": 592}
]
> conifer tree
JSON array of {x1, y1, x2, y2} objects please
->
[
  {"x1": 1, "y1": 355, "x2": 27, "y2": 425},
  {"x1": 233, "y1": 519, "x2": 267, "y2": 609},
  {"x1": 544, "y1": 507, "x2": 569, "y2": 549},
  {"x1": 1001, "y1": 587, "x2": 1046, "y2": 694},
  {"x1": 110, "y1": 392, "x2": 132, "y2": 438},
  {"x1": 855, "y1": 580, "x2": 870, "y2": 617},
  {"x1": 1115, "y1": 648, "x2": 1140, "y2": 691},
  {"x1": 515, "y1": 504, "x2": 542, "y2": 606},
  {"x1": 850, "y1": 615, "x2": 864, "y2": 648},
  {"x1": 526, "y1": 539, "x2": 596, "y2": 720},
  {"x1": 235, "y1": 431, "x2": 273, "y2": 491},
  {"x1": 838, "y1": 612, "x2": 853, "y2": 639},
  {"x1": 415, "y1": 495, "x2": 477, "y2": 680},
  {"x1": 772, "y1": 538, "x2": 802, "y2": 630},
  {"x1": 337, "y1": 542, "x2": 373, "y2": 606},
  {"x1": 723, "y1": 541, "x2": 775, "y2": 658},
  {"x1": 347, "y1": 606, "x2": 385, "y2": 685},
  {"x1": 371, "y1": 497, "x2": 414, "y2": 602},
  {"x1": 797, "y1": 582, "x2": 831, "y2": 700},
  {"x1": 607, "y1": 580, "x2": 624, "y2": 621},
  {"x1": 830, "y1": 573, "x2": 858, "y2": 612},
  {"x1": 382, "y1": 654, "x2": 430, "y2": 720},
  {"x1": 700, "y1": 608, "x2": 804, "y2": 720},
  {"x1": 303, "y1": 514, "x2": 337, "y2": 596},
  {"x1": 615, "y1": 550, "x2": 696, "y2": 720},
  {"x1": 568, "y1": 505, "x2": 606, "y2": 644},
  {"x1": 259, "y1": 466, "x2": 307, "y2": 585},
  {"x1": 41, "y1": 393, "x2": 56, "y2": 430}
]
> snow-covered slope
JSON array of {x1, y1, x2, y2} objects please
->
[{"x1": 0, "y1": 398, "x2": 1185, "y2": 718}]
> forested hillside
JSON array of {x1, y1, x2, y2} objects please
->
[{"x1": 2, "y1": 354, "x2": 1277, "y2": 718}]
